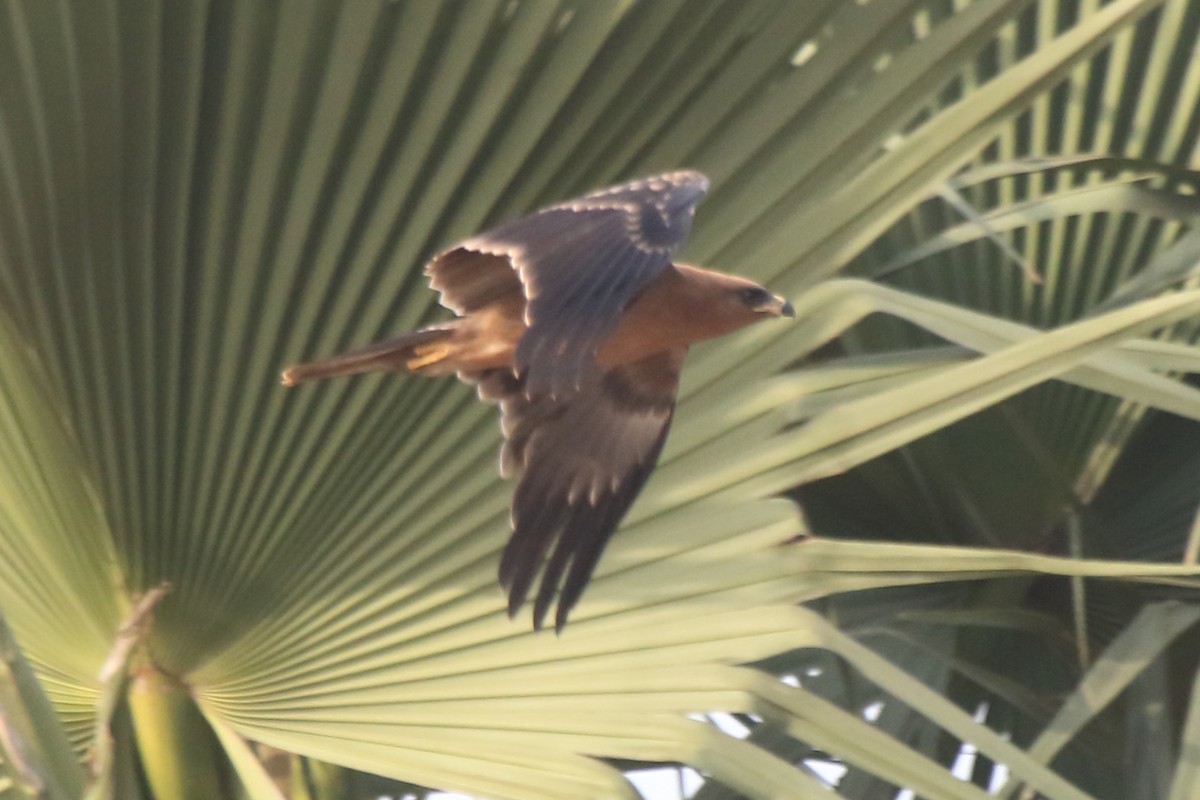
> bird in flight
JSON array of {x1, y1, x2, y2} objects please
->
[{"x1": 282, "y1": 171, "x2": 794, "y2": 632}]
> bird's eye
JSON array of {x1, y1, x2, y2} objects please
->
[{"x1": 739, "y1": 287, "x2": 771, "y2": 307}]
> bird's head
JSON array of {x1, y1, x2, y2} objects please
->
[
  {"x1": 666, "y1": 265, "x2": 795, "y2": 344},
  {"x1": 708, "y1": 273, "x2": 795, "y2": 330},
  {"x1": 733, "y1": 284, "x2": 795, "y2": 320}
]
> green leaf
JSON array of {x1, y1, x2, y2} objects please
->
[
  {"x1": 0, "y1": 605, "x2": 82, "y2": 800},
  {"x1": 998, "y1": 602, "x2": 1200, "y2": 799},
  {"x1": 204, "y1": 714, "x2": 284, "y2": 800},
  {"x1": 2, "y1": 0, "x2": 1199, "y2": 797},
  {"x1": 1170, "y1": 665, "x2": 1200, "y2": 800}
]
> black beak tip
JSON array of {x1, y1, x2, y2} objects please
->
[{"x1": 780, "y1": 300, "x2": 796, "y2": 318}]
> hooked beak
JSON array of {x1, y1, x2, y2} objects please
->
[{"x1": 766, "y1": 295, "x2": 795, "y2": 318}]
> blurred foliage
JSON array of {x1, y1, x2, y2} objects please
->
[{"x1": 3, "y1": 0, "x2": 1200, "y2": 798}]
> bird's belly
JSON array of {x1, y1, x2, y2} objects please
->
[
  {"x1": 457, "y1": 338, "x2": 519, "y2": 371},
  {"x1": 453, "y1": 308, "x2": 525, "y2": 371}
]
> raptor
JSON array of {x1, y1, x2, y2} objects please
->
[{"x1": 283, "y1": 171, "x2": 794, "y2": 632}]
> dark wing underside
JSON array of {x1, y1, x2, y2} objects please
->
[
  {"x1": 429, "y1": 171, "x2": 708, "y2": 397},
  {"x1": 475, "y1": 348, "x2": 686, "y2": 632}
]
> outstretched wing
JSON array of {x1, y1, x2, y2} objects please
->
[
  {"x1": 430, "y1": 171, "x2": 708, "y2": 397},
  {"x1": 475, "y1": 348, "x2": 686, "y2": 632}
]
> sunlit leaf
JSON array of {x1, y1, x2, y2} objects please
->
[{"x1": 3, "y1": 0, "x2": 1200, "y2": 798}]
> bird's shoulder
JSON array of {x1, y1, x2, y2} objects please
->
[{"x1": 428, "y1": 170, "x2": 708, "y2": 398}]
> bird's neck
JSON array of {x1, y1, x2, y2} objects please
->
[{"x1": 596, "y1": 264, "x2": 741, "y2": 368}]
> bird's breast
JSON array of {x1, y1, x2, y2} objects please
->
[{"x1": 595, "y1": 271, "x2": 705, "y2": 368}]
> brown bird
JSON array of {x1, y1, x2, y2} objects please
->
[{"x1": 282, "y1": 171, "x2": 794, "y2": 632}]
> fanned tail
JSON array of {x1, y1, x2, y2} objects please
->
[{"x1": 281, "y1": 325, "x2": 458, "y2": 386}]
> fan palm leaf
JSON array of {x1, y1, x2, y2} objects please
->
[{"x1": 3, "y1": 1, "x2": 1200, "y2": 798}]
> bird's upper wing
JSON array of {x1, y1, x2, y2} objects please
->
[
  {"x1": 475, "y1": 347, "x2": 686, "y2": 632},
  {"x1": 429, "y1": 171, "x2": 708, "y2": 397}
]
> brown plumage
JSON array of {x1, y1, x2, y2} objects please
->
[{"x1": 282, "y1": 171, "x2": 793, "y2": 632}]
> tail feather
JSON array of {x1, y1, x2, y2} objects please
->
[{"x1": 281, "y1": 325, "x2": 457, "y2": 386}]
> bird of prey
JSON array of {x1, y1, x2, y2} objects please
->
[{"x1": 282, "y1": 171, "x2": 794, "y2": 632}]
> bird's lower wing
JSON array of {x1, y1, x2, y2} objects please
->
[{"x1": 476, "y1": 347, "x2": 686, "y2": 632}]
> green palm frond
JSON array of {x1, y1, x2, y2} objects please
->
[{"x1": 4, "y1": 0, "x2": 1200, "y2": 798}]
